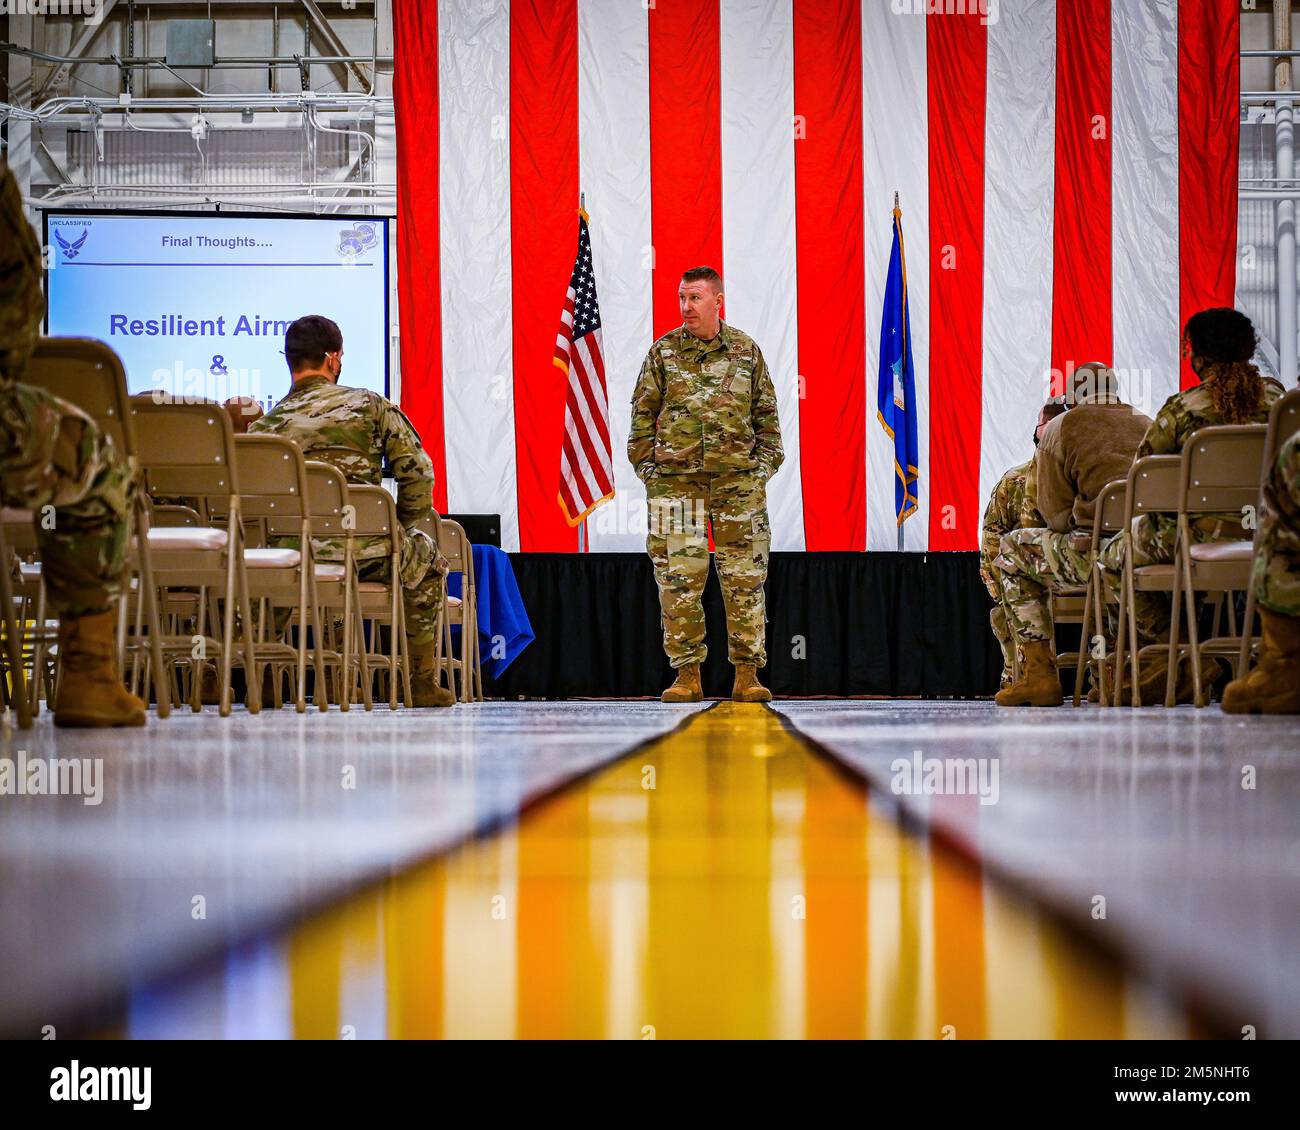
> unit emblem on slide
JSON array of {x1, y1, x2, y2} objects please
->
[
  {"x1": 54, "y1": 229, "x2": 89, "y2": 260},
  {"x1": 337, "y1": 223, "x2": 378, "y2": 258}
]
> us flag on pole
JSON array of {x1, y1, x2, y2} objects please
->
[{"x1": 554, "y1": 208, "x2": 615, "y2": 526}]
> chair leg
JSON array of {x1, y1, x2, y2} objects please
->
[
  {"x1": 387, "y1": 580, "x2": 400, "y2": 710},
  {"x1": 307, "y1": 565, "x2": 328, "y2": 713},
  {"x1": 29, "y1": 578, "x2": 47, "y2": 715},
  {"x1": 471, "y1": 586, "x2": 484, "y2": 701},
  {"x1": 1237, "y1": 584, "x2": 1259, "y2": 680},
  {"x1": 218, "y1": 545, "x2": 239, "y2": 718},
  {"x1": 1113, "y1": 553, "x2": 1129, "y2": 707},
  {"x1": 1164, "y1": 537, "x2": 1184, "y2": 709},
  {"x1": 294, "y1": 563, "x2": 310, "y2": 714},
  {"x1": 135, "y1": 508, "x2": 171, "y2": 718},
  {"x1": 354, "y1": 594, "x2": 373, "y2": 712},
  {"x1": 1181, "y1": 542, "x2": 1204, "y2": 707},
  {"x1": 397, "y1": 590, "x2": 413, "y2": 709},
  {"x1": 1124, "y1": 550, "x2": 1142, "y2": 708},
  {"x1": 0, "y1": 531, "x2": 33, "y2": 730},
  {"x1": 1074, "y1": 574, "x2": 1094, "y2": 708},
  {"x1": 236, "y1": 560, "x2": 260, "y2": 715}
]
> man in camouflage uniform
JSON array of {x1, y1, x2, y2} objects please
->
[
  {"x1": 629, "y1": 266, "x2": 783, "y2": 704},
  {"x1": 250, "y1": 315, "x2": 453, "y2": 707},
  {"x1": 980, "y1": 401, "x2": 1065, "y2": 689},
  {"x1": 995, "y1": 364, "x2": 1151, "y2": 707},
  {"x1": 0, "y1": 160, "x2": 144, "y2": 727},
  {"x1": 1223, "y1": 430, "x2": 1300, "y2": 713}
]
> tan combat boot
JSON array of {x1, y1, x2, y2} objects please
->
[
  {"x1": 661, "y1": 662, "x2": 702, "y2": 703},
  {"x1": 54, "y1": 609, "x2": 147, "y2": 728},
  {"x1": 1222, "y1": 609, "x2": 1300, "y2": 715},
  {"x1": 732, "y1": 662, "x2": 772, "y2": 703},
  {"x1": 408, "y1": 640, "x2": 456, "y2": 707},
  {"x1": 994, "y1": 639, "x2": 1063, "y2": 707}
]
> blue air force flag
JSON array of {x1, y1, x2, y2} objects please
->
[{"x1": 876, "y1": 204, "x2": 920, "y2": 526}]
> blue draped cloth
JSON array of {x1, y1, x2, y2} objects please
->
[{"x1": 446, "y1": 544, "x2": 534, "y2": 677}]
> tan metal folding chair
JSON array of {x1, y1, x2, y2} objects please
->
[
  {"x1": 232, "y1": 435, "x2": 327, "y2": 713},
  {"x1": 24, "y1": 338, "x2": 171, "y2": 717},
  {"x1": 1167, "y1": 425, "x2": 1267, "y2": 707},
  {"x1": 1236, "y1": 389, "x2": 1300, "y2": 679},
  {"x1": 1113, "y1": 455, "x2": 1182, "y2": 707},
  {"x1": 299, "y1": 460, "x2": 372, "y2": 711},
  {"x1": 132, "y1": 399, "x2": 261, "y2": 717},
  {"x1": 419, "y1": 515, "x2": 481, "y2": 703},
  {"x1": 349, "y1": 485, "x2": 412, "y2": 710},
  {"x1": 1073, "y1": 480, "x2": 1127, "y2": 707}
]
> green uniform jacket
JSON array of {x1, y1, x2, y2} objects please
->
[
  {"x1": 628, "y1": 322, "x2": 783, "y2": 482},
  {"x1": 249, "y1": 375, "x2": 435, "y2": 563}
]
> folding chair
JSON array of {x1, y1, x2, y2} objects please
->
[
  {"x1": 1073, "y1": 480, "x2": 1127, "y2": 707},
  {"x1": 132, "y1": 400, "x2": 261, "y2": 717},
  {"x1": 1166, "y1": 425, "x2": 1267, "y2": 707},
  {"x1": 24, "y1": 338, "x2": 171, "y2": 718},
  {"x1": 232, "y1": 435, "x2": 327, "y2": 713},
  {"x1": 349, "y1": 485, "x2": 412, "y2": 709},
  {"x1": 291, "y1": 460, "x2": 377, "y2": 707},
  {"x1": 415, "y1": 514, "x2": 479, "y2": 703},
  {"x1": 1236, "y1": 389, "x2": 1300, "y2": 679},
  {"x1": 299, "y1": 460, "x2": 371, "y2": 711},
  {"x1": 1113, "y1": 455, "x2": 1182, "y2": 707}
]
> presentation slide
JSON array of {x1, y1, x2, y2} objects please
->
[{"x1": 44, "y1": 212, "x2": 389, "y2": 410}]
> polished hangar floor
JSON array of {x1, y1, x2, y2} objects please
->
[{"x1": 0, "y1": 698, "x2": 1293, "y2": 1039}]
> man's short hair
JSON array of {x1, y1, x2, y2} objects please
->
[
  {"x1": 680, "y1": 266, "x2": 723, "y2": 291},
  {"x1": 1066, "y1": 361, "x2": 1118, "y2": 405},
  {"x1": 284, "y1": 315, "x2": 343, "y2": 372},
  {"x1": 1041, "y1": 399, "x2": 1068, "y2": 422}
]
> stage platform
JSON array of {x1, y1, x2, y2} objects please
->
[
  {"x1": 490, "y1": 551, "x2": 1004, "y2": 699},
  {"x1": 2, "y1": 699, "x2": 1295, "y2": 1038}
]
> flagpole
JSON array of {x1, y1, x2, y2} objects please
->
[
  {"x1": 895, "y1": 192, "x2": 905, "y2": 554},
  {"x1": 580, "y1": 188, "x2": 586, "y2": 554}
]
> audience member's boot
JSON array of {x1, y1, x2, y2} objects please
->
[
  {"x1": 662, "y1": 662, "x2": 702, "y2": 703},
  {"x1": 1086, "y1": 656, "x2": 1111, "y2": 703},
  {"x1": 732, "y1": 662, "x2": 772, "y2": 703},
  {"x1": 53, "y1": 609, "x2": 147, "y2": 728},
  {"x1": 409, "y1": 640, "x2": 455, "y2": 707},
  {"x1": 994, "y1": 639, "x2": 1063, "y2": 707},
  {"x1": 1222, "y1": 609, "x2": 1300, "y2": 715},
  {"x1": 1169, "y1": 657, "x2": 1224, "y2": 706}
]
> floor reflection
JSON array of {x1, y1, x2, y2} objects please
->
[{"x1": 120, "y1": 704, "x2": 1193, "y2": 1039}]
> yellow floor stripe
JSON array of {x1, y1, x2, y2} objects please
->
[{"x1": 127, "y1": 702, "x2": 1194, "y2": 1038}]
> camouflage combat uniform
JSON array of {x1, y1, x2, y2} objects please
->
[
  {"x1": 0, "y1": 162, "x2": 135, "y2": 618},
  {"x1": 1096, "y1": 378, "x2": 1284, "y2": 643},
  {"x1": 980, "y1": 458, "x2": 1042, "y2": 681},
  {"x1": 629, "y1": 322, "x2": 782, "y2": 668},
  {"x1": 1253, "y1": 431, "x2": 1300, "y2": 616},
  {"x1": 249, "y1": 376, "x2": 446, "y2": 645},
  {"x1": 997, "y1": 399, "x2": 1151, "y2": 644}
]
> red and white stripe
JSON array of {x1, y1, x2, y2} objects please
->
[{"x1": 396, "y1": 0, "x2": 1242, "y2": 553}]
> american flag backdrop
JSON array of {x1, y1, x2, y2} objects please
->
[
  {"x1": 393, "y1": 0, "x2": 1241, "y2": 554},
  {"x1": 554, "y1": 211, "x2": 615, "y2": 527}
]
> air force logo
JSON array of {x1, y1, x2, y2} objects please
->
[
  {"x1": 337, "y1": 223, "x2": 378, "y2": 258},
  {"x1": 55, "y1": 229, "x2": 89, "y2": 260}
]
